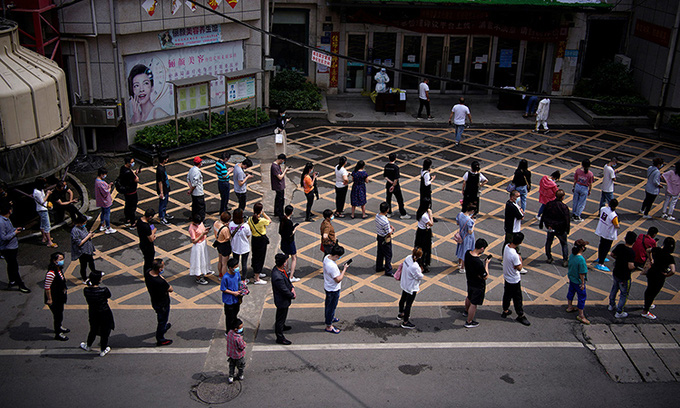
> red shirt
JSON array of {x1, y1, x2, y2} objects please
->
[
  {"x1": 632, "y1": 234, "x2": 657, "y2": 264},
  {"x1": 226, "y1": 330, "x2": 246, "y2": 359},
  {"x1": 574, "y1": 168, "x2": 594, "y2": 187}
]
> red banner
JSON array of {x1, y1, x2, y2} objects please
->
[
  {"x1": 634, "y1": 19, "x2": 671, "y2": 47},
  {"x1": 329, "y1": 32, "x2": 339, "y2": 88}
]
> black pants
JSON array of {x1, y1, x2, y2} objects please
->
[
  {"x1": 417, "y1": 98, "x2": 431, "y2": 117},
  {"x1": 644, "y1": 278, "x2": 665, "y2": 312},
  {"x1": 55, "y1": 203, "x2": 84, "y2": 224},
  {"x1": 305, "y1": 191, "x2": 315, "y2": 220},
  {"x1": 502, "y1": 281, "x2": 524, "y2": 316},
  {"x1": 1, "y1": 248, "x2": 23, "y2": 286},
  {"x1": 78, "y1": 253, "x2": 96, "y2": 281},
  {"x1": 376, "y1": 235, "x2": 393, "y2": 274},
  {"x1": 598, "y1": 238, "x2": 614, "y2": 264},
  {"x1": 232, "y1": 252, "x2": 250, "y2": 280},
  {"x1": 141, "y1": 246, "x2": 155, "y2": 274},
  {"x1": 191, "y1": 195, "x2": 206, "y2": 222},
  {"x1": 399, "y1": 291, "x2": 417, "y2": 322},
  {"x1": 274, "y1": 190, "x2": 285, "y2": 217},
  {"x1": 124, "y1": 192, "x2": 138, "y2": 225},
  {"x1": 49, "y1": 302, "x2": 65, "y2": 334},
  {"x1": 386, "y1": 183, "x2": 406, "y2": 216},
  {"x1": 152, "y1": 303, "x2": 170, "y2": 342},
  {"x1": 236, "y1": 192, "x2": 247, "y2": 211},
  {"x1": 414, "y1": 228, "x2": 432, "y2": 267},
  {"x1": 641, "y1": 192, "x2": 657, "y2": 215},
  {"x1": 335, "y1": 186, "x2": 348, "y2": 214},
  {"x1": 251, "y1": 236, "x2": 269, "y2": 278},
  {"x1": 223, "y1": 303, "x2": 241, "y2": 332},
  {"x1": 545, "y1": 230, "x2": 569, "y2": 262},
  {"x1": 87, "y1": 318, "x2": 111, "y2": 351},
  {"x1": 275, "y1": 306, "x2": 289, "y2": 341}
]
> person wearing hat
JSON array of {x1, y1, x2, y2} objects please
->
[
  {"x1": 271, "y1": 253, "x2": 295, "y2": 345},
  {"x1": 566, "y1": 239, "x2": 590, "y2": 325},
  {"x1": 187, "y1": 157, "x2": 205, "y2": 222},
  {"x1": 271, "y1": 154, "x2": 289, "y2": 217}
]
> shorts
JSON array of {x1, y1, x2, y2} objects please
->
[
  {"x1": 214, "y1": 241, "x2": 232, "y2": 257},
  {"x1": 38, "y1": 210, "x2": 51, "y2": 232},
  {"x1": 467, "y1": 286, "x2": 486, "y2": 305},
  {"x1": 280, "y1": 240, "x2": 297, "y2": 256}
]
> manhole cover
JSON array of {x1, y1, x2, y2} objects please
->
[
  {"x1": 336, "y1": 112, "x2": 354, "y2": 118},
  {"x1": 195, "y1": 375, "x2": 241, "y2": 404}
]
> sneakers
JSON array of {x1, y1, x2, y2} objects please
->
[
  {"x1": 205, "y1": 270, "x2": 216, "y2": 276},
  {"x1": 614, "y1": 311, "x2": 628, "y2": 319},
  {"x1": 55, "y1": 333, "x2": 69, "y2": 341},
  {"x1": 519, "y1": 268, "x2": 528, "y2": 274},
  {"x1": 427, "y1": 116, "x2": 434, "y2": 120},
  {"x1": 18, "y1": 285, "x2": 31, "y2": 294},
  {"x1": 562, "y1": 260, "x2": 569, "y2": 268},
  {"x1": 546, "y1": 258, "x2": 554, "y2": 264},
  {"x1": 400, "y1": 214, "x2": 412, "y2": 220},
  {"x1": 105, "y1": 228, "x2": 117, "y2": 234},
  {"x1": 99, "y1": 226, "x2": 107, "y2": 232},
  {"x1": 459, "y1": 268, "x2": 466, "y2": 274},
  {"x1": 516, "y1": 316, "x2": 531, "y2": 326},
  {"x1": 195, "y1": 277, "x2": 209, "y2": 285},
  {"x1": 464, "y1": 320, "x2": 480, "y2": 328},
  {"x1": 276, "y1": 338, "x2": 292, "y2": 345},
  {"x1": 501, "y1": 310, "x2": 513, "y2": 318},
  {"x1": 252, "y1": 280, "x2": 267, "y2": 285},
  {"x1": 259, "y1": 273, "x2": 267, "y2": 278},
  {"x1": 397, "y1": 313, "x2": 404, "y2": 320},
  {"x1": 228, "y1": 377, "x2": 234, "y2": 384},
  {"x1": 401, "y1": 321, "x2": 416, "y2": 329},
  {"x1": 650, "y1": 304, "x2": 656, "y2": 310},
  {"x1": 535, "y1": 214, "x2": 541, "y2": 220},
  {"x1": 641, "y1": 312, "x2": 657, "y2": 320},
  {"x1": 165, "y1": 215, "x2": 175, "y2": 220},
  {"x1": 607, "y1": 305, "x2": 614, "y2": 311},
  {"x1": 595, "y1": 264, "x2": 610, "y2": 272},
  {"x1": 642, "y1": 215, "x2": 652, "y2": 219},
  {"x1": 100, "y1": 347, "x2": 111, "y2": 357},
  {"x1": 290, "y1": 276, "x2": 301, "y2": 282},
  {"x1": 159, "y1": 218, "x2": 169, "y2": 225},
  {"x1": 669, "y1": 216, "x2": 676, "y2": 221},
  {"x1": 237, "y1": 375, "x2": 244, "y2": 381},
  {"x1": 80, "y1": 342, "x2": 91, "y2": 351},
  {"x1": 157, "y1": 339, "x2": 173, "y2": 346}
]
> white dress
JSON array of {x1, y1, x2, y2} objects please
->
[{"x1": 190, "y1": 240, "x2": 210, "y2": 277}]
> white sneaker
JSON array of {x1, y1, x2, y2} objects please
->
[
  {"x1": 259, "y1": 273, "x2": 267, "y2": 278},
  {"x1": 400, "y1": 214, "x2": 412, "y2": 220},
  {"x1": 607, "y1": 305, "x2": 614, "y2": 311},
  {"x1": 228, "y1": 377, "x2": 234, "y2": 384},
  {"x1": 535, "y1": 215, "x2": 541, "y2": 220},
  {"x1": 615, "y1": 311, "x2": 628, "y2": 318},
  {"x1": 662, "y1": 214, "x2": 669, "y2": 219},
  {"x1": 650, "y1": 304, "x2": 656, "y2": 310},
  {"x1": 86, "y1": 216, "x2": 93, "y2": 221},
  {"x1": 99, "y1": 347, "x2": 111, "y2": 357},
  {"x1": 99, "y1": 226, "x2": 107, "y2": 232},
  {"x1": 643, "y1": 215, "x2": 652, "y2": 219},
  {"x1": 459, "y1": 268, "x2": 466, "y2": 274},
  {"x1": 253, "y1": 280, "x2": 267, "y2": 285},
  {"x1": 669, "y1": 216, "x2": 676, "y2": 221},
  {"x1": 519, "y1": 268, "x2": 528, "y2": 274},
  {"x1": 105, "y1": 228, "x2": 117, "y2": 234},
  {"x1": 80, "y1": 342, "x2": 91, "y2": 351},
  {"x1": 641, "y1": 311, "x2": 657, "y2": 320},
  {"x1": 195, "y1": 277, "x2": 209, "y2": 285},
  {"x1": 205, "y1": 270, "x2": 215, "y2": 276},
  {"x1": 290, "y1": 276, "x2": 301, "y2": 282}
]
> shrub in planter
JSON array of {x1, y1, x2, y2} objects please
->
[
  {"x1": 134, "y1": 107, "x2": 270, "y2": 148},
  {"x1": 575, "y1": 61, "x2": 649, "y2": 116},
  {"x1": 270, "y1": 69, "x2": 322, "y2": 111},
  {"x1": 670, "y1": 114, "x2": 680, "y2": 130}
]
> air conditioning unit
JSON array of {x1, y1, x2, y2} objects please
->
[
  {"x1": 614, "y1": 54, "x2": 631, "y2": 70},
  {"x1": 72, "y1": 105, "x2": 122, "y2": 127}
]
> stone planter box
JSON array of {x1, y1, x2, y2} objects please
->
[
  {"x1": 129, "y1": 119, "x2": 276, "y2": 164},
  {"x1": 284, "y1": 93, "x2": 328, "y2": 120},
  {"x1": 567, "y1": 100, "x2": 650, "y2": 127}
]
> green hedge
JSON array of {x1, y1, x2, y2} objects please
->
[
  {"x1": 670, "y1": 114, "x2": 680, "y2": 129},
  {"x1": 575, "y1": 61, "x2": 649, "y2": 116},
  {"x1": 134, "y1": 107, "x2": 269, "y2": 148},
  {"x1": 270, "y1": 70, "x2": 322, "y2": 111}
]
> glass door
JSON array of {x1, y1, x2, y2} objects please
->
[
  {"x1": 424, "y1": 36, "x2": 445, "y2": 91},
  {"x1": 521, "y1": 41, "x2": 545, "y2": 92},
  {"x1": 346, "y1": 34, "x2": 367, "y2": 90},
  {"x1": 372, "y1": 33, "x2": 398, "y2": 90},
  {"x1": 446, "y1": 36, "x2": 468, "y2": 92},
  {"x1": 400, "y1": 35, "x2": 422, "y2": 90},
  {"x1": 469, "y1": 36, "x2": 491, "y2": 93},
  {"x1": 493, "y1": 39, "x2": 521, "y2": 87}
]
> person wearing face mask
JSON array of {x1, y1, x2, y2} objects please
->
[
  {"x1": 599, "y1": 157, "x2": 618, "y2": 209},
  {"x1": 44, "y1": 252, "x2": 69, "y2": 341},
  {"x1": 226, "y1": 318, "x2": 247, "y2": 384},
  {"x1": 566, "y1": 239, "x2": 591, "y2": 325},
  {"x1": 271, "y1": 253, "x2": 295, "y2": 345},
  {"x1": 95, "y1": 168, "x2": 116, "y2": 234},
  {"x1": 119, "y1": 156, "x2": 140, "y2": 228},
  {"x1": 33, "y1": 177, "x2": 56, "y2": 247},
  {"x1": 221, "y1": 258, "x2": 243, "y2": 333},
  {"x1": 275, "y1": 109, "x2": 290, "y2": 156},
  {"x1": 71, "y1": 215, "x2": 100, "y2": 283},
  {"x1": 144, "y1": 258, "x2": 174, "y2": 346},
  {"x1": 81, "y1": 272, "x2": 115, "y2": 357}
]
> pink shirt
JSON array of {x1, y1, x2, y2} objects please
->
[
  {"x1": 94, "y1": 178, "x2": 113, "y2": 208},
  {"x1": 662, "y1": 170, "x2": 680, "y2": 196},
  {"x1": 189, "y1": 223, "x2": 206, "y2": 244},
  {"x1": 574, "y1": 168, "x2": 594, "y2": 187},
  {"x1": 539, "y1": 175, "x2": 558, "y2": 205}
]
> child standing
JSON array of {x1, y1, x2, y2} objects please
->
[{"x1": 226, "y1": 318, "x2": 247, "y2": 384}]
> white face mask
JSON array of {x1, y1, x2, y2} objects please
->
[{"x1": 130, "y1": 162, "x2": 135, "y2": 167}]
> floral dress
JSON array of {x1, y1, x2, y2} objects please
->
[{"x1": 350, "y1": 170, "x2": 368, "y2": 206}]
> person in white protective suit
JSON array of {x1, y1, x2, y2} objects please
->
[
  {"x1": 374, "y1": 68, "x2": 390, "y2": 93},
  {"x1": 535, "y1": 94, "x2": 551, "y2": 134}
]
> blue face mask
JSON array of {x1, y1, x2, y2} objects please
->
[
  {"x1": 56, "y1": 260, "x2": 64, "y2": 267},
  {"x1": 236, "y1": 328, "x2": 244, "y2": 334},
  {"x1": 159, "y1": 268, "x2": 164, "y2": 275},
  {"x1": 130, "y1": 162, "x2": 135, "y2": 167},
  {"x1": 234, "y1": 267, "x2": 240, "y2": 274},
  {"x1": 330, "y1": 216, "x2": 335, "y2": 221}
]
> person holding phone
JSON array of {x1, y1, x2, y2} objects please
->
[
  {"x1": 464, "y1": 239, "x2": 491, "y2": 328},
  {"x1": 398, "y1": 247, "x2": 424, "y2": 329},
  {"x1": 279, "y1": 205, "x2": 300, "y2": 282},
  {"x1": 189, "y1": 214, "x2": 214, "y2": 285},
  {"x1": 301, "y1": 163, "x2": 317, "y2": 222},
  {"x1": 323, "y1": 245, "x2": 349, "y2": 334},
  {"x1": 137, "y1": 209, "x2": 157, "y2": 274},
  {"x1": 119, "y1": 157, "x2": 140, "y2": 228},
  {"x1": 0, "y1": 205, "x2": 30, "y2": 293}
]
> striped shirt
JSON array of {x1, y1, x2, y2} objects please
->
[
  {"x1": 226, "y1": 330, "x2": 246, "y2": 359},
  {"x1": 44, "y1": 270, "x2": 65, "y2": 290},
  {"x1": 215, "y1": 160, "x2": 230, "y2": 182},
  {"x1": 375, "y1": 214, "x2": 391, "y2": 237}
]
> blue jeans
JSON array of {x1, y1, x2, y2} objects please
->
[
  {"x1": 609, "y1": 276, "x2": 630, "y2": 313},
  {"x1": 567, "y1": 281, "x2": 587, "y2": 310},
  {"x1": 572, "y1": 184, "x2": 589, "y2": 217},
  {"x1": 516, "y1": 185, "x2": 528, "y2": 212},
  {"x1": 324, "y1": 289, "x2": 340, "y2": 326},
  {"x1": 152, "y1": 303, "x2": 171, "y2": 342},
  {"x1": 525, "y1": 96, "x2": 538, "y2": 115},
  {"x1": 537, "y1": 203, "x2": 546, "y2": 217},
  {"x1": 455, "y1": 125, "x2": 465, "y2": 143},
  {"x1": 599, "y1": 191, "x2": 613, "y2": 210},
  {"x1": 158, "y1": 193, "x2": 169, "y2": 220},
  {"x1": 100, "y1": 206, "x2": 111, "y2": 228},
  {"x1": 218, "y1": 180, "x2": 230, "y2": 214}
]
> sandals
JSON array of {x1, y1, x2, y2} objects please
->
[
  {"x1": 324, "y1": 327, "x2": 341, "y2": 334},
  {"x1": 576, "y1": 315, "x2": 591, "y2": 325},
  {"x1": 565, "y1": 307, "x2": 577, "y2": 313}
]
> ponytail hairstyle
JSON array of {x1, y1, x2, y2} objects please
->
[
  {"x1": 582, "y1": 159, "x2": 591, "y2": 172},
  {"x1": 252, "y1": 202, "x2": 263, "y2": 224},
  {"x1": 336, "y1": 156, "x2": 347, "y2": 171},
  {"x1": 300, "y1": 162, "x2": 314, "y2": 187},
  {"x1": 353, "y1": 160, "x2": 365, "y2": 173}
]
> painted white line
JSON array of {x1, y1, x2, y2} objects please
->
[
  {"x1": 650, "y1": 343, "x2": 680, "y2": 350},
  {"x1": 592, "y1": 343, "x2": 680, "y2": 351},
  {"x1": 0, "y1": 347, "x2": 209, "y2": 356},
  {"x1": 252, "y1": 341, "x2": 586, "y2": 352}
]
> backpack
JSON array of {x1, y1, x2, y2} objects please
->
[{"x1": 113, "y1": 177, "x2": 128, "y2": 194}]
